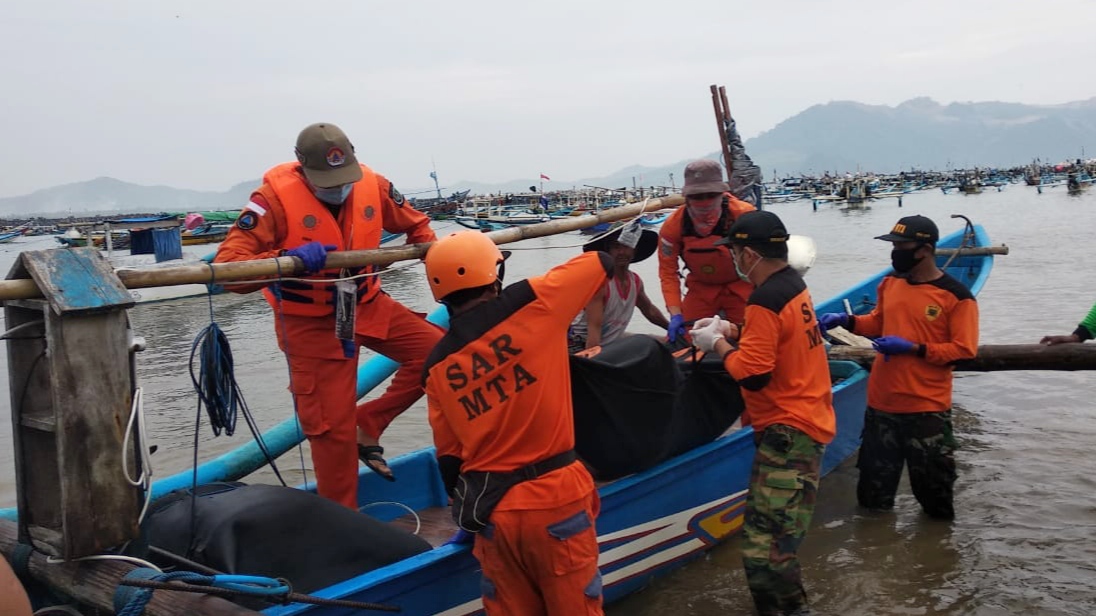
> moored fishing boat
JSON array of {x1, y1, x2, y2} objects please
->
[{"x1": 0, "y1": 212, "x2": 994, "y2": 615}]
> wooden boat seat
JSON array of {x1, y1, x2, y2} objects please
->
[{"x1": 389, "y1": 506, "x2": 458, "y2": 547}]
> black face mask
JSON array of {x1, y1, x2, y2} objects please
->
[{"x1": 890, "y1": 247, "x2": 923, "y2": 273}]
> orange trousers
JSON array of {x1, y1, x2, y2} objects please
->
[
  {"x1": 681, "y1": 281, "x2": 749, "y2": 325},
  {"x1": 354, "y1": 296, "x2": 444, "y2": 440},
  {"x1": 286, "y1": 354, "x2": 359, "y2": 508},
  {"x1": 286, "y1": 296, "x2": 442, "y2": 509},
  {"x1": 473, "y1": 491, "x2": 604, "y2": 616}
]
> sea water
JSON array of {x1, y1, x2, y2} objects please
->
[{"x1": 1, "y1": 185, "x2": 1094, "y2": 615}]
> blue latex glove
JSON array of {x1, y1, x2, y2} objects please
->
[
  {"x1": 444, "y1": 529, "x2": 474, "y2": 545},
  {"x1": 285, "y1": 242, "x2": 337, "y2": 273},
  {"x1": 341, "y1": 339, "x2": 357, "y2": 359},
  {"x1": 667, "y1": 314, "x2": 687, "y2": 343},
  {"x1": 872, "y1": 335, "x2": 916, "y2": 357},
  {"x1": 817, "y1": 312, "x2": 849, "y2": 333}
]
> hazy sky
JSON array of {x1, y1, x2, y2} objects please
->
[{"x1": 2, "y1": 0, "x2": 1094, "y2": 198}]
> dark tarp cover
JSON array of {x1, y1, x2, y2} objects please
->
[
  {"x1": 570, "y1": 335, "x2": 744, "y2": 480},
  {"x1": 142, "y1": 482, "x2": 431, "y2": 594}
]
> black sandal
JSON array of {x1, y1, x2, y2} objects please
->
[{"x1": 358, "y1": 444, "x2": 396, "y2": 482}]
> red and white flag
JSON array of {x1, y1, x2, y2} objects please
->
[{"x1": 539, "y1": 173, "x2": 550, "y2": 181}]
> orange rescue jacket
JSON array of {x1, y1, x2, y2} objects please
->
[{"x1": 658, "y1": 194, "x2": 756, "y2": 310}]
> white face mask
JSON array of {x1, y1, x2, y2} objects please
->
[
  {"x1": 314, "y1": 183, "x2": 354, "y2": 205},
  {"x1": 733, "y1": 247, "x2": 759, "y2": 281}
]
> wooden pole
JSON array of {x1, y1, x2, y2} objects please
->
[
  {"x1": 710, "y1": 85, "x2": 734, "y2": 181},
  {"x1": 828, "y1": 343, "x2": 1096, "y2": 371},
  {"x1": 0, "y1": 519, "x2": 260, "y2": 616},
  {"x1": 935, "y1": 245, "x2": 1009, "y2": 257},
  {"x1": 0, "y1": 196, "x2": 683, "y2": 302}
]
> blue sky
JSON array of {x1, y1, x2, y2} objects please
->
[{"x1": 2, "y1": 0, "x2": 1093, "y2": 197}]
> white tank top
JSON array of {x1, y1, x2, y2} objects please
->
[{"x1": 571, "y1": 272, "x2": 641, "y2": 345}]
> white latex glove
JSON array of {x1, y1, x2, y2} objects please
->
[
  {"x1": 693, "y1": 316, "x2": 737, "y2": 340},
  {"x1": 690, "y1": 316, "x2": 727, "y2": 353}
]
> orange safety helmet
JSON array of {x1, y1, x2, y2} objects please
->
[{"x1": 424, "y1": 231, "x2": 506, "y2": 302}]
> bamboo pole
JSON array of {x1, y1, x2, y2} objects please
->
[
  {"x1": 935, "y1": 245, "x2": 1009, "y2": 257},
  {"x1": 0, "y1": 519, "x2": 260, "y2": 616},
  {"x1": 0, "y1": 196, "x2": 683, "y2": 302},
  {"x1": 828, "y1": 343, "x2": 1096, "y2": 371}
]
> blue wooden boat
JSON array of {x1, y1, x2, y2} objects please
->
[
  {"x1": 0, "y1": 230, "x2": 22, "y2": 243},
  {"x1": 0, "y1": 223, "x2": 995, "y2": 614},
  {"x1": 638, "y1": 212, "x2": 668, "y2": 226}
]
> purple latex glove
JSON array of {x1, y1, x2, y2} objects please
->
[
  {"x1": 817, "y1": 312, "x2": 848, "y2": 333},
  {"x1": 872, "y1": 335, "x2": 916, "y2": 357},
  {"x1": 667, "y1": 314, "x2": 687, "y2": 343},
  {"x1": 285, "y1": 242, "x2": 337, "y2": 273}
]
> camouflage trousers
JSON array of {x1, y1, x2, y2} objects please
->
[
  {"x1": 856, "y1": 407, "x2": 957, "y2": 520},
  {"x1": 743, "y1": 424, "x2": 824, "y2": 616}
]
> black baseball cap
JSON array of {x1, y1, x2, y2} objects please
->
[
  {"x1": 715, "y1": 210, "x2": 789, "y2": 246},
  {"x1": 875, "y1": 215, "x2": 939, "y2": 244}
]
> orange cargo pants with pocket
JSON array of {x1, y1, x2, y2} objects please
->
[{"x1": 473, "y1": 490, "x2": 604, "y2": 616}]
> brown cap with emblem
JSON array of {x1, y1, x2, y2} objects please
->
[{"x1": 294, "y1": 123, "x2": 363, "y2": 188}]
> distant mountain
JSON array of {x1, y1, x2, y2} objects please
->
[
  {"x1": 743, "y1": 97, "x2": 1096, "y2": 175},
  {"x1": 0, "y1": 177, "x2": 258, "y2": 218},
  {"x1": 4, "y1": 96, "x2": 1094, "y2": 216}
]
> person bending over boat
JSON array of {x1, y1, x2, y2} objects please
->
[
  {"x1": 1040, "y1": 300, "x2": 1096, "y2": 345},
  {"x1": 817, "y1": 215, "x2": 979, "y2": 520},
  {"x1": 422, "y1": 231, "x2": 608, "y2": 616},
  {"x1": 658, "y1": 159, "x2": 756, "y2": 343},
  {"x1": 215, "y1": 123, "x2": 442, "y2": 508},
  {"x1": 568, "y1": 219, "x2": 669, "y2": 352},
  {"x1": 689, "y1": 210, "x2": 834, "y2": 616}
]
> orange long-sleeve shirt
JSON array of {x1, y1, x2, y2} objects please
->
[
  {"x1": 723, "y1": 266, "x2": 835, "y2": 445},
  {"x1": 424, "y1": 251, "x2": 612, "y2": 511},
  {"x1": 215, "y1": 164, "x2": 436, "y2": 358},
  {"x1": 849, "y1": 273, "x2": 979, "y2": 412}
]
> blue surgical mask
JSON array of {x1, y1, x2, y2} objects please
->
[{"x1": 314, "y1": 183, "x2": 353, "y2": 205}]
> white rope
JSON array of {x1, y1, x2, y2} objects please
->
[
  {"x1": 45, "y1": 554, "x2": 163, "y2": 572},
  {"x1": 359, "y1": 501, "x2": 422, "y2": 536},
  {"x1": 122, "y1": 386, "x2": 153, "y2": 525}
]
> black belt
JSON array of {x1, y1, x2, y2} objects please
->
[{"x1": 513, "y1": 449, "x2": 576, "y2": 482}]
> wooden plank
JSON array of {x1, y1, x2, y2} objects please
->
[
  {"x1": 388, "y1": 506, "x2": 457, "y2": 547},
  {"x1": 52, "y1": 310, "x2": 141, "y2": 557},
  {"x1": 12, "y1": 248, "x2": 134, "y2": 314},
  {"x1": 826, "y1": 326, "x2": 873, "y2": 347}
]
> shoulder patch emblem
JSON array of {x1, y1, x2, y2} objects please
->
[
  {"x1": 364, "y1": 205, "x2": 375, "y2": 221},
  {"x1": 925, "y1": 304, "x2": 942, "y2": 321},
  {"x1": 236, "y1": 211, "x2": 258, "y2": 231},
  {"x1": 302, "y1": 214, "x2": 318, "y2": 229},
  {"x1": 389, "y1": 184, "x2": 405, "y2": 207}
]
